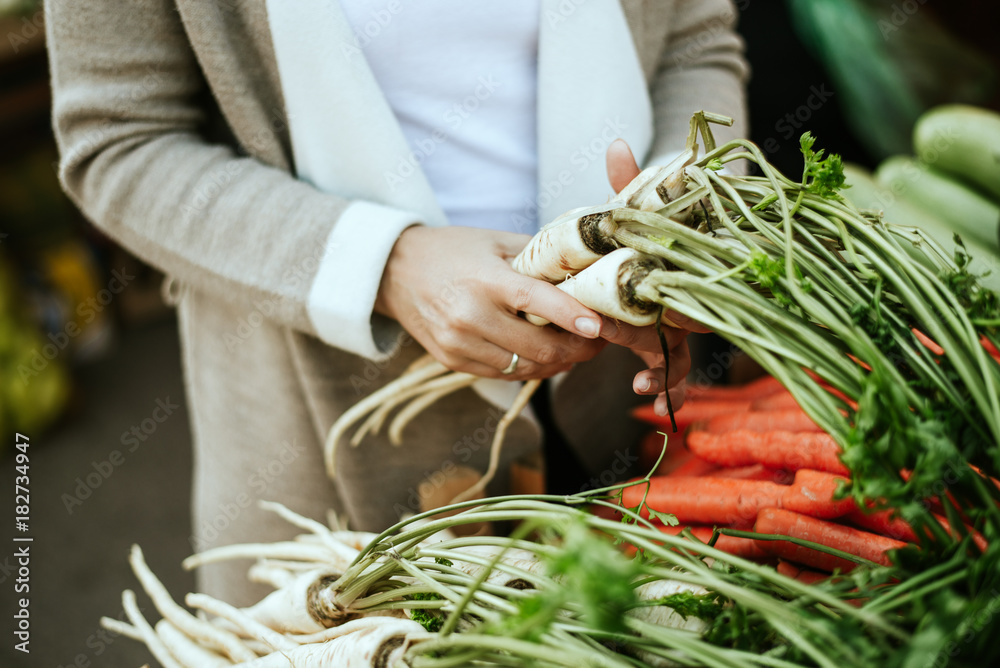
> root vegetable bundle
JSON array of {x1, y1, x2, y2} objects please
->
[
  {"x1": 107, "y1": 496, "x2": 918, "y2": 667},
  {"x1": 330, "y1": 111, "x2": 1000, "y2": 562}
]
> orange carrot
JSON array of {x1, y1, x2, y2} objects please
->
[
  {"x1": 844, "y1": 507, "x2": 916, "y2": 543},
  {"x1": 686, "y1": 375, "x2": 786, "y2": 402},
  {"x1": 713, "y1": 464, "x2": 792, "y2": 484},
  {"x1": 655, "y1": 525, "x2": 769, "y2": 559},
  {"x1": 639, "y1": 430, "x2": 691, "y2": 474},
  {"x1": 700, "y1": 409, "x2": 821, "y2": 434},
  {"x1": 664, "y1": 455, "x2": 720, "y2": 478},
  {"x1": 687, "y1": 430, "x2": 849, "y2": 475},
  {"x1": 621, "y1": 477, "x2": 784, "y2": 526},
  {"x1": 751, "y1": 392, "x2": 799, "y2": 411},
  {"x1": 846, "y1": 507, "x2": 988, "y2": 552},
  {"x1": 780, "y1": 469, "x2": 856, "y2": 519},
  {"x1": 912, "y1": 328, "x2": 945, "y2": 356},
  {"x1": 776, "y1": 559, "x2": 828, "y2": 584},
  {"x1": 981, "y1": 336, "x2": 1000, "y2": 363},
  {"x1": 633, "y1": 400, "x2": 752, "y2": 431},
  {"x1": 754, "y1": 508, "x2": 906, "y2": 572}
]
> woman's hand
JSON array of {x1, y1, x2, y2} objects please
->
[
  {"x1": 375, "y1": 225, "x2": 608, "y2": 380},
  {"x1": 600, "y1": 318, "x2": 690, "y2": 416},
  {"x1": 605, "y1": 138, "x2": 707, "y2": 414}
]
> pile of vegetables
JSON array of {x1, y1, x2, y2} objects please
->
[
  {"x1": 110, "y1": 111, "x2": 1000, "y2": 665},
  {"x1": 630, "y1": 371, "x2": 996, "y2": 577},
  {"x1": 108, "y1": 496, "x2": 922, "y2": 667},
  {"x1": 844, "y1": 104, "x2": 1000, "y2": 293}
]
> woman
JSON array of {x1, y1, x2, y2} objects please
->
[{"x1": 46, "y1": 0, "x2": 748, "y2": 605}]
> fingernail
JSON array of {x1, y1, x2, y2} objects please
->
[{"x1": 575, "y1": 318, "x2": 600, "y2": 338}]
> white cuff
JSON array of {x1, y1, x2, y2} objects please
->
[{"x1": 307, "y1": 200, "x2": 422, "y2": 360}]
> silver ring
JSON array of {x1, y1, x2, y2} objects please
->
[{"x1": 500, "y1": 352, "x2": 519, "y2": 375}]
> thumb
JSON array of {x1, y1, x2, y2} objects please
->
[{"x1": 606, "y1": 138, "x2": 641, "y2": 194}]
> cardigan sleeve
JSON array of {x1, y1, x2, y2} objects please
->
[
  {"x1": 645, "y1": 0, "x2": 750, "y2": 169},
  {"x1": 45, "y1": 1, "x2": 415, "y2": 360}
]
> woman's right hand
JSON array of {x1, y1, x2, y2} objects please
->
[{"x1": 374, "y1": 225, "x2": 608, "y2": 380}]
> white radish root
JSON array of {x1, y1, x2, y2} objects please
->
[
  {"x1": 324, "y1": 357, "x2": 451, "y2": 477},
  {"x1": 621, "y1": 149, "x2": 697, "y2": 213},
  {"x1": 236, "y1": 618, "x2": 426, "y2": 668},
  {"x1": 239, "y1": 568, "x2": 346, "y2": 634},
  {"x1": 511, "y1": 202, "x2": 621, "y2": 283},
  {"x1": 155, "y1": 619, "x2": 233, "y2": 668},
  {"x1": 526, "y1": 248, "x2": 665, "y2": 327},
  {"x1": 629, "y1": 579, "x2": 713, "y2": 633},
  {"x1": 186, "y1": 592, "x2": 300, "y2": 653},
  {"x1": 182, "y1": 541, "x2": 352, "y2": 573},
  {"x1": 121, "y1": 589, "x2": 185, "y2": 668},
  {"x1": 247, "y1": 562, "x2": 297, "y2": 590},
  {"x1": 258, "y1": 500, "x2": 362, "y2": 562},
  {"x1": 438, "y1": 545, "x2": 548, "y2": 589},
  {"x1": 387, "y1": 373, "x2": 476, "y2": 446},
  {"x1": 448, "y1": 378, "x2": 542, "y2": 505},
  {"x1": 129, "y1": 545, "x2": 258, "y2": 663}
]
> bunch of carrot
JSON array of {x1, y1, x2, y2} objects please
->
[{"x1": 625, "y1": 373, "x2": 993, "y2": 580}]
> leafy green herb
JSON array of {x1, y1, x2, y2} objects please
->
[
  {"x1": 649, "y1": 591, "x2": 726, "y2": 621},
  {"x1": 408, "y1": 592, "x2": 445, "y2": 632},
  {"x1": 647, "y1": 508, "x2": 679, "y2": 527},
  {"x1": 800, "y1": 132, "x2": 848, "y2": 200},
  {"x1": 544, "y1": 523, "x2": 642, "y2": 634}
]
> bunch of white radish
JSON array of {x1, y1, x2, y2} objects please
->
[
  {"x1": 106, "y1": 488, "x2": 909, "y2": 667},
  {"x1": 324, "y1": 112, "x2": 739, "y2": 503}
]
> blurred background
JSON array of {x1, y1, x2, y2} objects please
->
[{"x1": 0, "y1": 1, "x2": 997, "y2": 665}]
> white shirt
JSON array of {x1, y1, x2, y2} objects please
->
[{"x1": 339, "y1": 0, "x2": 541, "y2": 234}]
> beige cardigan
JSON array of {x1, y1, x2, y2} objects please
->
[{"x1": 46, "y1": 0, "x2": 748, "y2": 605}]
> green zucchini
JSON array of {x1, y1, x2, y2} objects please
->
[
  {"x1": 913, "y1": 104, "x2": 1000, "y2": 202},
  {"x1": 875, "y1": 156, "x2": 1000, "y2": 253},
  {"x1": 844, "y1": 163, "x2": 1000, "y2": 292}
]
